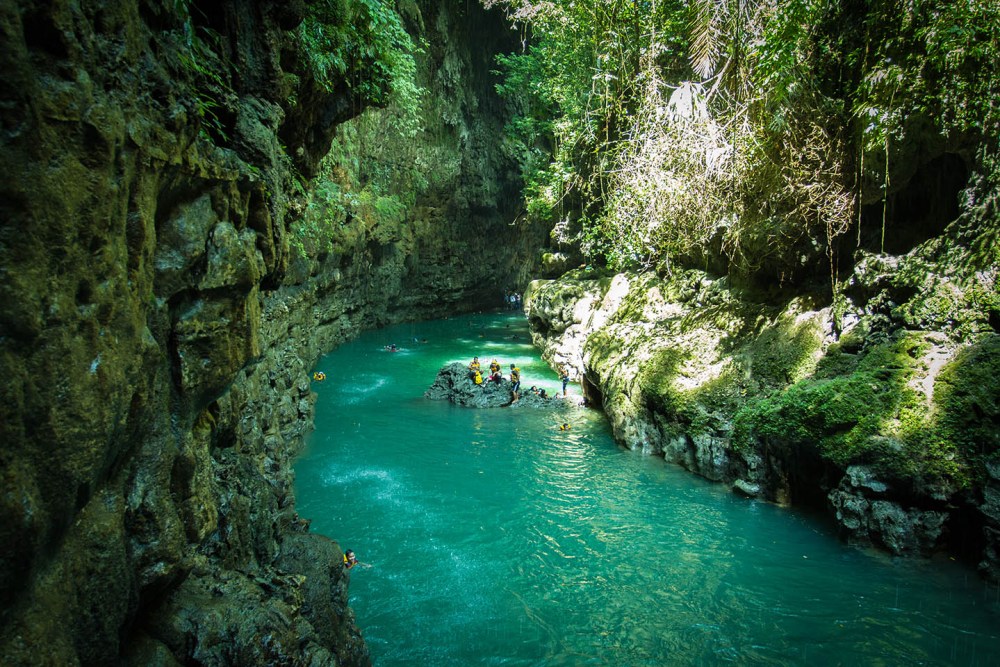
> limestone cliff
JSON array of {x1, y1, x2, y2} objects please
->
[
  {"x1": 526, "y1": 215, "x2": 999, "y2": 578},
  {"x1": 0, "y1": 0, "x2": 522, "y2": 664}
]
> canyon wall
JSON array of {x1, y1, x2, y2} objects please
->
[
  {"x1": 526, "y1": 230, "x2": 999, "y2": 578},
  {"x1": 0, "y1": 0, "x2": 524, "y2": 664}
]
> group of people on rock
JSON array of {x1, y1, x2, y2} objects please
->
[
  {"x1": 503, "y1": 290, "x2": 522, "y2": 310},
  {"x1": 468, "y1": 357, "x2": 573, "y2": 404},
  {"x1": 468, "y1": 356, "x2": 523, "y2": 399}
]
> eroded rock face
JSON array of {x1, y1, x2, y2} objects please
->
[
  {"x1": 0, "y1": 1, "x2": 373, "y2": 664},
  {"x1": 0, "y1": 0, "x2": 526, "y2": 664},
  {"x1": 828, "y1": 466, "x2": 948, "y2": 555},
  {"x1": 525, "y1": 267, "x2": 999, "y2": 577}
]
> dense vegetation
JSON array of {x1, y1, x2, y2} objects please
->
[
  {"x1": 496, "y1": 1, "x2": 999, "y2": 503},
  {"x1": 292, "y1": 0, "x2": 425, "y2": 259},
  {"x1": 486, "y1": 0, "x2": 1000, "y2": 284}
]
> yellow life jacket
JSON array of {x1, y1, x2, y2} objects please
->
[
  {"x1": 474, "y1": 371, "x2": 483, "y2": 384},
  {"x1": 510, "y1": 367, "x2": 520, "y2": 382}
]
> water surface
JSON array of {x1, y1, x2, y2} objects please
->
[{"x1": 294, "y1": 312, "x2": 999, "y2": 666}]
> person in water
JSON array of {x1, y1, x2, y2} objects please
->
[
  {"x1": 313, "y1": 371, "x2": 326, "y2": 382},
  {"x1": 559, "y1": 422, "x2": 571, "y2": 431},
  {"x1": 509, "y1": 363, "x2": 521, "y2": 402},
  {"x1": 343, "y1": 549, "x2": 370, "y2": 570}
]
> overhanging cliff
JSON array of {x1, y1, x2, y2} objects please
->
[{"x1": 0, "y1": 0, "x2": 525, "y2": 663}]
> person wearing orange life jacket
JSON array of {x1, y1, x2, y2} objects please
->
[{"x1": 509, "y1": 363, "x2": 521, "y2": 402}]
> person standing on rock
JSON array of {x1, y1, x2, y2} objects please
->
[
  {"x1": 559, "y1": 366, "x2": 570, "y2": 397},
  {"x1": 509, "y1": 363, "x2": 521, "y2": 403}
]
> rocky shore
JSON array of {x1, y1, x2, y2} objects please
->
[{"x1": 525, "y1": 262, "x2": 999, "y2": 578}]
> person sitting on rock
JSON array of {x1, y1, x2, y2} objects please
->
[
  {"x1": 468, "y1": 356, "x2": 481, "y2": 378},
  {"x1": 538, "y1": 388, "x2": 548, "y2": 399},
  {"x1": 490, "y1": 369, "x2": 503, "y2": 384},
  {"x1": 489, "y1": 359, "x2": 501, "y2": 375},
  {"x1": 509, "y1": 364, "x2": 521, "y2": 402}
]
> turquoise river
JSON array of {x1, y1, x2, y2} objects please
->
[{"x1": 294, "y1": 312, "x2": 1000, "y2": 666}]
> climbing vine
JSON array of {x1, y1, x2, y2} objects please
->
[{"x1": 488, "y1": 0, "x2": 1000, "y2": 283}]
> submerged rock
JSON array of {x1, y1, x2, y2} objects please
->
[{"x1": 425, "y1": 362, "x2": 565, "y2": 409}]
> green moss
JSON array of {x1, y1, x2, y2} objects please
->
[
  {"x1": 742, "y1": 315, "x2": 824, "y2": 389},
  {"x1": 733, "y1": 332, "x2": 973, "y2": 486},
  {"x1": 933, "y1": 336, "x2": 1000, "y2": 472},
  {"x1": 637, "y1": 347, "x2": 688, "y2": 413}
]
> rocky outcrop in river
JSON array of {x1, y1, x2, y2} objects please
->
[{"x1": 426, "y1": 361, "x2": 567, "y2": 409}]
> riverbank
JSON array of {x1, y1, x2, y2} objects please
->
[{"x1": 525, "y1": 260, "x2": 1000, "y2": 578}]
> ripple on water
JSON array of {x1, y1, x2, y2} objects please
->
[
  {"x1": 337, "y1": 373, "x2": 390, "y2": 405},
  {"x1": 297, "y1": 313, "x2": 1000, "y2": 667}
]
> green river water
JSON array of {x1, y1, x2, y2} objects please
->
[{"x1": 294, "y1": 311, "x2": 1000, "y2": 666}]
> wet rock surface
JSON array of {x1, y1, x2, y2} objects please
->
[{"x1": 425, "y1": 362, "x2": 566, "y2": 409}]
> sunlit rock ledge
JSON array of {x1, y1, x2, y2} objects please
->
[{"x1": 524, "y1": 266, "x2": 1000, "y2": 578}]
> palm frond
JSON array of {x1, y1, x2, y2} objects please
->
[{"x1": 689, "y1": 0, "x2": 721, "y2": 79}]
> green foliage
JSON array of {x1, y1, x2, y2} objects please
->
[
  {"x1": 290, "y1": 0, "x2": 429, "y2": 260},
  {"x1": 488, "y1": 0, "x2": 856, "y2": 278},
  {"x1": 297, "y1": 0, "x2": 419, "y2": 106},
  {"x1": 490, "y1": 0, "x2": 1000, "y2": 291},
  {"x1": 169, "y1": 3, "x2": 233, "y2": 144},
  {"x1": 488, "y1": 0, "x2": 689, "y2": 240}
]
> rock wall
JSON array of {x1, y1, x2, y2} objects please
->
[
  {"x1": 525, "y1": 253, "x2": 1000, "y2": 578},
  {"x1": 0, "y1": 0, "x2": 523, "y2": 664}
]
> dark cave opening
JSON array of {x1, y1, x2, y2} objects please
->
[{"x1": 858, "y1": 152, "x2": 967, "y2": 256}]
